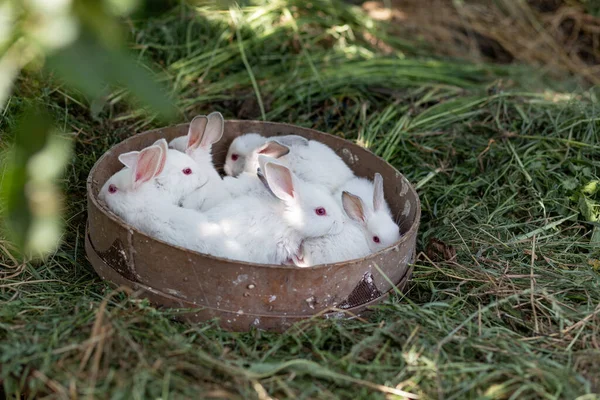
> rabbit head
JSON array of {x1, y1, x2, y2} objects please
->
[
  {"x1": 151, "y1": 139, "x2": 206, "y2": 203},
  {"x1": 224, "y1": 133, "x2": 266, "y2": 177},
  {"x1": 99, "y1": 143, "x2": 166, "y2": 216},
  {"x1": 100, "y1": 140, "x2": 203, "y2": 211},
  {"x1": 342, "y1": 173, "x2": 400, "y2": 252},
  {"x1": 262, "y1": 156, "x2": 344, "y2": 239}
]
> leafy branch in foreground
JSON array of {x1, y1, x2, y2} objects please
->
[{"x1": 0, "y1": 0, "x2": 177, "y2": 259}]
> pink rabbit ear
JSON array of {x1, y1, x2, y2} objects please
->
[
  {"x1": 186, "y1": 115, "x2": 208, "y2": 153},
  {"x1": 373, "y1": 173, "x2": 384, "y2": 212},
  {"x1": 264, "y1": 162, "x2": 295, "y2": 202},
  {"x1": 118, "y1": 151, "x2": 139, "y2": 169},
  {"x1": 257, "y1": 155, "x2": 270, "y2": 173},
  {"x1": 132, "y1": 145, "x2": 164, "y2": 189},
  {"x1": 342, "y1": 191, "x2": 366, "y2": 222},
  {"x1": 152, "y1": 138, "x2": 169, "y2": 175},
  {"x1": 199, "y1": 111, "x2": 224, "y2": 150},
  {"x1": 257, "y1": 140, "x2": 290, "y2": 159},
  {"x1": 153, "y1": 138, "x2": 168, "y2": 152}
]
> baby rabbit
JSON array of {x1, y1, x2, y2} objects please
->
[
  {"x1": 226, "y1": 134, "x2": 354, "y2": 192},
  {"x1": 203, "y1": 156, "x2": 345, "y2": 264},
  {"x1": 336, "y1": 173, "x2": 400, "y2": 252},
  {"x1": 179, "y1": 116, "x2": 291, "y2": 208},
  {"x1": 176, "y1": 112, "x2": 232, "y2": 211},
  {"x1": 99, "y1": 142, "x2": 217, "y2": 253},
  {"x1": 219, "y1": 140, "x2": 291, "y2": 199},
  {"x1": 224, "y1": 133, "x2": 308, "y2": 177},
  {"x1": 107, "y1": 138, "x2": 203, "y2": 206},
  {"x1": 293, "y1": 191, "x2": 372, "y2": 267}
]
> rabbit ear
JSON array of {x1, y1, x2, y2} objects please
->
[
  {"x1": 373, "y1": 173, "x2": 384, "y2": 212},
  {"x1": 186, "y1": 115, "x2": 208, "y2": 153},
  {"x1": 277, "y1": 135, "x2": 309, "y2": 147},
  {"x1": 342, "y1": 191, "x2": 366, "y2": 223},
  {"x1": 256, "y1": 155, "x2": 275, "y2": 191},
  {"x1": 133, "y1": 145, "x2": 164, "y2": 189},
  {"x1": 257, "y1": 141, "x2": 290, "y2": 159},
  {"x1": 153, "y1": 138, "x2": 168, "y2": 152},
  {"x1": 264, "y1": 162, "x2": 295, "y2": 202},
  {"x1": 153, "y1": 139, "x2": 169, "y2": 175},
  {"x1": 257, "y1": 154, "x2": 274, "y2": 174},
  {"x1": 118, "y1": 151, "x2": 139, "y2": 169},
  {"x1": 199, "y1": 111, "x2": 224, "y2": 150}
]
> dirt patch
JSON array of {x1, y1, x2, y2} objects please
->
[{"x1": 361, "y1": 0, "x2": 600, "y2": 85}]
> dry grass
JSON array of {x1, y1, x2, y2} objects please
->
[{"x1": 363, "y1": 0, "x2": 600, "y2": 85}]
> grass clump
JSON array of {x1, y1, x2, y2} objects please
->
[{"x1": 1, "y1": 1, "x2": 599, "y2": 398}]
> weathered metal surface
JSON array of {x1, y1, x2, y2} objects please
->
[{"x1": 85, "y1": 120, "x2": 421, "y2": 332}]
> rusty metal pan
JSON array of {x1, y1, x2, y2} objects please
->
[{"x1": 85, "y1": 120, "x2": 421, "y2": 332}]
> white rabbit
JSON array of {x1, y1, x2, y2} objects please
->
[
  {"x1": 177, "y1": 112, "x2": 232, "y2": 211},
  {"x1": 336, "y1": 173, "x2": 400, "y2": 252},
  {"x1": 180, "y1": 117, "x2": 293, "y2": 208},
  {"x1": 202, "y1": 157, "x2": 345, "y2": 264},
  {"x1": 293, "y1": 191, "x2": 372, "y2": 267},
  {"x1": 227, "y1": 134, "x2": 354, "y2": 192},
  {"x1": 223, "y1": 133, "x2": 308, "y2": 177},
  {"x1": 223, "y1": 133, "x2": 266, "y2": 176},
  {"x1": 109, "y1": 138, "x2": 204, "y2": 206},
  {"x1": 99, "y1": 143, "x2": 221, "y2": 253},
  {"x1": 284, "y1": 139, "x2": 354, "y2": 192},
  {"x1": 219, "y1": 140, "x2": 291, "y2": 199}
]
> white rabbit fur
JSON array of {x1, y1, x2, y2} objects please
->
[
  {"x1": 218, "y1": 140, "x2": 292, "y2": 199},
  {"x1": 202, "y1": 156, "x2": 345, "y2": 264},
  {"x1": 110, "y1": 138, "x2": 204, "y2": 206},
  {"x1": 181, "y1": 119, "x2": 291, "y2": 209},
  {"x1": 223, "y1": 133, "x2": 266, "y2": 176},
  {"x1": 98, "y1": 142, "x2": 220, "y2": 254},
  {"x1": 226, "y1": 134, "x2": 354, "y2": 192},
  {"x1": 335, "y1": 173, "x2": 400, "y2": 252},
  {"x1": 284, "y1": 140, "x2": 354, "y2": 192},
  {"x1": 224, "y1": 133, "x2": 309, "y2": 177},
  {"x1": 100, "y1": 146, "x2": 345, "y2": 264},
  {"x1": 168, "y1": 136, "x2": 187, "y2": 152},
  {"x1": 176, "y1": 112, "x2": 233, "y2": 211},
  {"x1": 220, "y1": 172, "x2": 270, "y2": 199},
  {"x1": 294, "y1": 191, "x2": 372, "y2": 267}
]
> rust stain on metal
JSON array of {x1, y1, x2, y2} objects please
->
[{"x1": 85, "y1": 120, "x2": 421, "y2": 332}]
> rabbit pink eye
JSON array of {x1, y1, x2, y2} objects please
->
[
  {"x1": 315, "y1": 207, "x2": 327, "y2": 216},
  {"x1": 373, "y1": 236, "x2": 380, "y2": 243},
  {"x1": 182, "y1": 168, "x2": 192, "y2": 175},
  {"x1": 108, "y1": 184, "x2": 117, "y2": 194},
  {"x1": 231, "y1": 154, "x2": 239, "y2": 161}
]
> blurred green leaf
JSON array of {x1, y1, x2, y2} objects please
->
[
  {"x1": 0, "y1": 104, "x2": 72, "y2": 258},
  {"x1": 90, "y1": 86, "x2": 110, "y2": 120},
  {"x1": 73, "y1": 0, "x2": 125, "y2": 48},
  {"x1": 1, "y1": 0, "x2": 178, "y2": 260},
  {"x1": 47, "y1": 31, "x2": 178, "y2": 121},
  {"x1": 1, "y1": 105, "x2": 52, "y2": 250},
  {"x1": 104, "y1": 0, "x2": 141, "y2": 16}
]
